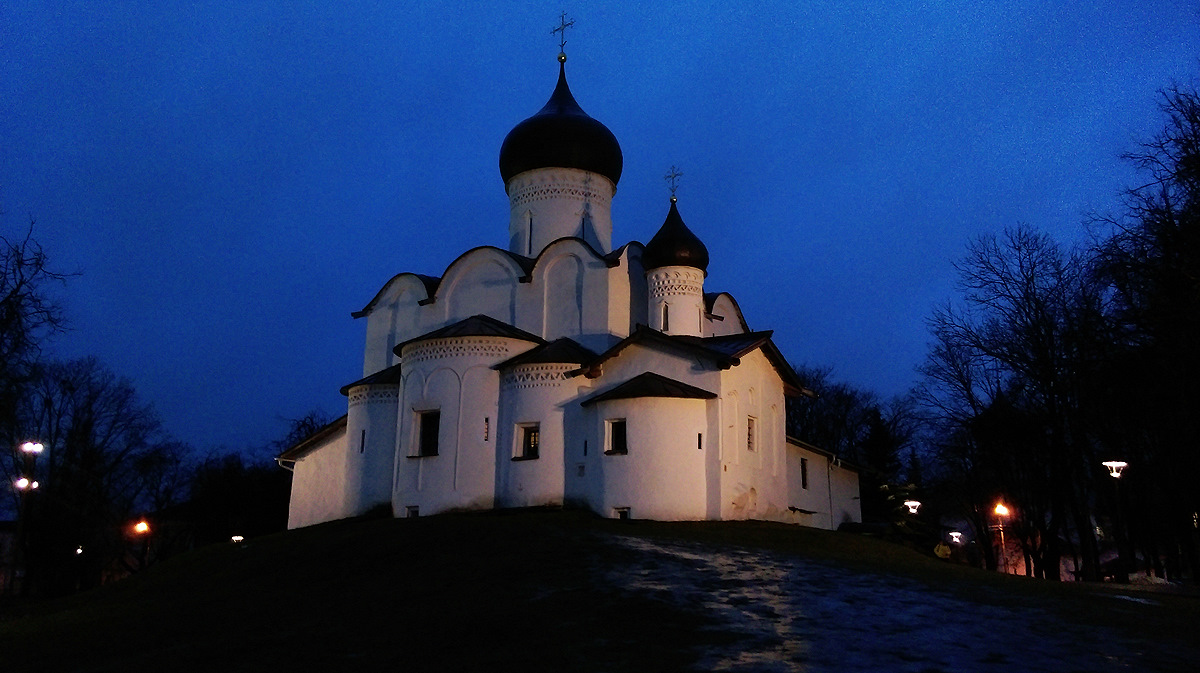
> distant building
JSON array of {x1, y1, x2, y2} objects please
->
[{"x1": 279, "y1": 52, "x2": 861, "y2": 530}]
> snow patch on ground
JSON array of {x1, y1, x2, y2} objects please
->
[{"x1": 601, "y1": 536, "x2": 1195, "y2": 672}]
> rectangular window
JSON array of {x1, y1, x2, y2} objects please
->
[
  {"x1": 613, "y1": 507, "x2": 631, "y2": 520},
  {"x1": 801, "y1": 457, "x2": 809, "y2": 489},
  {"x1": 697, "y1": 432, "x2": 703, "y2": 450},
  {"x1": 515, "y1": 423, "x2": 540, "y2": 460},
  {"x1": 417, "y1": 410, "x2": 440, "y2": 457},
  {"x1": 484, "y1": 417, "x2": 490, "y2": 441},
  {"x1": 747, "y1": 416, "x2": 757, "y2": 451},
  {"x1": 359, "y1": 429, "x2": 366, "y2": 454},
  {"x1": 662, "y1": 304, "x2": 670, "y2": 332},
  {"x1": 606, "y1": 419, "x2": 628, "y2": 455}
]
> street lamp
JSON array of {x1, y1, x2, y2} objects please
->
[
  {"x1": 131, "y1": 519, "x2": 152, "y2": 571},
  {"x1": 1103, "y1": 460, "x2": 1130, "y2": 582},
  {"x1": 994, "y1": 502, "x2": 1010, "y2": 574},
  {"x1": 903, "y1": 500, "x2": 922, "y2": 515},
  {"x1": 1102, "y1": 461, "x2": 1128, "y2": 479},
  {"x1": 11, "y1": 441, "x2": 44, "y2": 596}
]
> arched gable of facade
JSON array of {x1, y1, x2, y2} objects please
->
[
  {"x1": 436, "y1": 247, "x2": 530, "y2": 326},
  {"x1": 705, "y1": 292, "x2": 751, "y2": 336},
  {"x1": 357, "y1": 273, "x2": 439, "y2": 375},
  {"x1": 530, "y1": 237, "x2": 612, "y2": 342}
]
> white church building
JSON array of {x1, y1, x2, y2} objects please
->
[{"x1": 279, "y1": 51, "x2": 861, "y2": 530}]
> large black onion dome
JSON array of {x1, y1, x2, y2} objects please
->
[
  {"x1": 499, "y1": 60, "x2": 623, "y2": 186},
  {"x1": 643, "y1": 198, "x2": 709, "y2": 272}
]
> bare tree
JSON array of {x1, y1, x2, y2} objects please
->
[
  {"x1": 1091, "y1": 82, "x2": 1200, "y2": 581},
  {"x1": 15, "y1": 357, "x2": 176, "y2": 593},
  {"x1": 1, "y1": 220, "x2": 69, "y2": 512},
  {"x1": 918, "y1": 225, "x2": 1106, "y2": 580}
]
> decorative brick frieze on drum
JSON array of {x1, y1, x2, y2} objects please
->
[
  {"x1": 648, "y1": 267, "x2": 704, "y2": 299},
  {"x1": 501, "y1": 363, "x2": 575, "y2": 390},
  {"x1": 403, "y1": 338, "x2": 511, "y2": 364},
  {"x1": 347, "y1": 386, "x2": 400, "y2": 408}
]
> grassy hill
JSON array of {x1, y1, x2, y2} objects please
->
[{"x1": 2, "y1": 509, "x2": 1196, "y2": 672}]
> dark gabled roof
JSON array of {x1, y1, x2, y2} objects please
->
[
  {"x1": 685, "y1": 332, "x2": 773, "y2": 359},
  {"x1": 394, "y1": 315, "x2": 545, "y2": 355},
  {"x1": 578, "y1": 325, "x2": 739, "y2": 376},
  {"x1": 580, "y1": 371, "x2": 717, "y2": 406},
  {"x1": 277, "y1": 415, "x2": 349, "y2": 462},
  {"x1": 579, "y1": 326, "x2": 813, "y2": 398},
  {"x1": 493, "y1": 337, "x2": 597, "y2": 370},
  {"x1": 339, "y1": 362, "x2": 403, "y2": 396},
  {"x1": 786, "y1": 435, "x2": 860, "y2": 473}
]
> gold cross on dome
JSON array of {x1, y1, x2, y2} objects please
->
[
  {"x1": 552, "y1": 12, "x2": 575, "y2": 54},
  {"x1": 665, "y1": 165, "x2": 683, "y2": 197}
]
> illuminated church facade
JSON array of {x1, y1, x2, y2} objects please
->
[{"x1": 279, "y1": 51, "x2": 861, "y2": 530}]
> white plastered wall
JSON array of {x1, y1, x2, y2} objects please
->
[
  {"x1": 494, "y1": 363, "x2": 582, "y2": 509},
  {"x1": 393, "y1": 336, "x2": 535, "y2": 517},
  {"x1": 286, "y1": 428, "x2": 350, "y2": 529},
  {"x1": 505, "y1": 167, "x2": 615, "y2": 255},
  {"x1": 587, "y1": 396, "x2": 709, "y2": 520},
  {"x1": 344, "y1": 384, "x2": 399, "y2": 517},
  {"x1": 830, "y1": 463, "x2": 863, "y2": 527},
  {"x1": 717, "y1": 348, "x2": 790, "y2": 522}
]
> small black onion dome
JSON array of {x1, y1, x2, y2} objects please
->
[
  {"x1": 499, "y1": 59, "x2": 623, "y2": 186},
  {"x1": 642, "y1": 197, "x2": 710, "y2": 273}
]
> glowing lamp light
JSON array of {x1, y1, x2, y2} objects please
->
[
  {"x1": 994, "y1": 503, "x2": 1010, "y2": 517},
  {"x1": 231, "y1": 535, "x2": 245, "y2": 543},
  {"x1": 903, "y1": 500, "x2": 922, "y2": 514},
  {"x1": 133, "y1": 520, "x2": 151, "y2": 535},
  {"x1": 1102, "y1": 461, "x2": 1129, "y2": 479},
  {"x1": 949, "y1": 531, "x2": 963, "y2": 544},
  {"x1": 15, "y1": 477, "x2": 30, "y2": 490},
  {"x1": 75, "y1": 546, "x2": 84, "y2": 555},
  {"x1": 20, "y1": 441, "x2": 44, "y2": 454}
]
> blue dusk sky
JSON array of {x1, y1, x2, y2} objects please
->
[{"x1": 2, "y1": 2, "x2": 1197, "y2": 453}]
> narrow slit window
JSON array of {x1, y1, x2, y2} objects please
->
[
  {"x1": 747, "y1": 416, "x2": 757, "y2": 451},
  {"x1": 359, "y1": 429, "x2": 366, "y2": 454},
  {"x1": 526, "y1": 211, "x2": 533, "y2": 256},
  {"x1": 801, "y1": 457, "x2": 809, "y2": 489},
  {"x1": 662, "y1": 304, "x2": 670, "y2": 332}
]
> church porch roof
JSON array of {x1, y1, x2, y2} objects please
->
[
  {"x1": 276, "y1": 414, "x2": 349, "y2": 463},
  {"x1": 493, "y1": 337, "x2": 597, "y2": 370},
  {"x1": 394, "y1": 314, "x2": 545, "y2": 355},
  {"x1": 580, "y1": 371, "x2": 717, "y2": 406},
  {"x1": 577, "y1": 326, "x2": 813, "y2": 398},
  {"x1": 339, "y1": 362, "x2": 403, "y2": 396}
]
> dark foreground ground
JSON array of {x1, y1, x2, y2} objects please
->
[{"x1": 2, "y1": 509, "x2": 1197, "y2": 672}]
